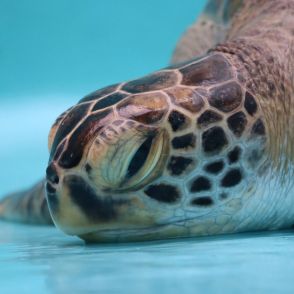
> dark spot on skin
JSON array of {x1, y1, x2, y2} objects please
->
[
  {"x1": 79, "y1": 84, "x2": 119, "y2": 103},
  {"x1": 65, "y1": 176, "x2": 128, "y2": 221},
  {"x1": 228, "y1": 146, "x2": 242, "y2": 164},
  {"x1": 180, "y1": 54, "x2": 233, "y2": 86},
  {"x1": 122, "y1": 71, "x2": 178, "y2": 93},
  {"x1": 246, "y1": 149, "x2": 264, "y2": 168},
  {"x1": 227, "y1": 112, "x2": 247, "y2": 137},
  {"x1": 46, "y1": 163, "x2": 59, "y2": 184},
  {"x1": 197, "y1": 110, "x2": 223, "y2": 128},
  {"x1": 190, "y1": 176, "x2": 211, "y2": 193},
  {"x1": 113, "y1": 120, "x2": 124, "y2": 126},
  {"x1": 167, "y1": 156, "x2": 194, "y2": 176},
  {"x1": 208, "y1": 81, "x2": 243, "y2": 112},
  {"x1": 202, "y1": 127, "x2": 228, "y2": 153},
  {"x1": 220, "y1": 192, "x2": 228, "y2": 200},
  {"x1": 144, "y1": 184, "x2": 180, "y2": 203},
  {"x1": 221, "y1": 169, "x2": 242, "y2": 187},
  {"x1": 205, "y1": 160, "x2": 224, "y2": 174},
  {"x1": 59, "y1": 110, "x2": 112, "y2": 169},
  {"x1": 251, "y1": 119, "x2": 266, "y2": 136},
  {"x1": 172, "y1": 133, "x2": 196, "y2": 149},
  {"x1": 85, "y1": 164, "x2": 92, "y2": 173},
  {"x1": 168, "y1": 110, "x2": 188, "y2": 132},
  {"x1": 191, "y1": 197, "x2": 213, "y2": 206},
  {"x1": 268, "y1": 81, "x2": 276, "y2": 92},
  {"x1": 92, "y1": 92, "x2": 128, "y2": 111},
  {"x1": 50, "y1": 103, "x2": 90, "y2": 161},
  {"x1": 126, "y1": 134, "x2": 154, "y2": 179},
  {"x1": 237, "y1": 73, "x2": 246, "y2": 83},
  {"x1": 244, "y1": 92, "x2": 257, "y2": 116}
]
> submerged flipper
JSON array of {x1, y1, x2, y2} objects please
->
[
  {"x1": 0, "y1": 180, "x2": 53, "y2": 225},
  {"x1": 171, "y1": 0, "x2": 243, "y2": 64}
]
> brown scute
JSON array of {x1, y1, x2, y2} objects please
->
[
  {"x1": 228, "y1": 146, "x2": 242, "y2": 164},
  {"x1": 244, "y1": 92, "x2": 258, "y2": 116},
  {"x1": 92, "y1": 92, "x2": 128, "y2": 111},
  {"x1": 180, "y1": 54, "x2": 233, "y2": 86},
  {"x1": 122, "y1": 71, "x2": 178, "y2": 94},
  {"x1": 50, "y1": 103, "x2": 90, "y2": 161},
  {"x1": 197, "y1": 110, "x2": 223, "y2": 128},
  {"x1": 251, "y1": 119, "x2": 266, "y2": 136},
  {"x1": 205, "y1": 160, "x2": 224, "y2": 174},
  {"x1": 166, "y1": 87, "x2": 204, "y2": 113},
  {"x1": 117, "y1": 92, "x2": 168, "y2": 124},
  {"x1": 208, "y1": 81, "x2": 243, "y2": 113},
  {"x1": 144, "y1": 184, "x2": 180, "y2": 203},
  {"x1": 227, "y1": 112, "x2": 247, "y2": 137},
  {"x1": 191, "y1": 197, "x2": 213, "y2": 207},
  {"x1": 58, "y1": 110, "x2": 112, "y2": 169},
  {"x1": 171, "y1": 133, "x2": 196, "y2": 149},
  {"x1": 50, "y1": 107, "x2": 72, "y2": 131},
  {"x1": 190, "y1": 176, "x2": 211, "y2": 193},
  {"x1": 167, "y1": 156, "x2": 194, "y2": 176},
  {"x1": 65, "y1": 175, "x2": 128, "y2": 221},
  {"x1": 168, "y1": 110, "x2": 189, "y2": 132},
  {"x1": 202, "y1": 126, "x2": 228, "y2": 153},
  {"x1": 52, "y1": 140, "x2": 66, "y2": 162},
  {"x1": 79, "y1": 84, "x2": 119, "y2": 103},
  {"x1": 221, "y1": 169, "x2": 242, "y2": 187}
]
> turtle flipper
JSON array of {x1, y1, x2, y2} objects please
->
[
  {"x1": 0, "y1": 180, "x2": 53, "y2": 225},
  {"x1": 171, "y1": 0, "x2": 243, "y2": 64}
]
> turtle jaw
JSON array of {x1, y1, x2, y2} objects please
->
[
  {"x1": 45, "y1": 173, "x2": 127, "y2": 236},
  {"x1": 45, "y1": 173, "x2": 181, "y2": 242},
  {"x1": 45, "y1": 170, "x2": 158, "y2": 239}
]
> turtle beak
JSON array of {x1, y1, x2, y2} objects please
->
[{"x1": 44, "y1": 161, "x2": 131, "y2": 236}]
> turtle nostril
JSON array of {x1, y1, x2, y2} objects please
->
[{"x1": 46, "y1": 163, "x2": 60, "y2": 185}]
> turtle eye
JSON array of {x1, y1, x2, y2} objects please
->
[
  {"x1": 121, "y1": 130, "x2": 168, "y2": 191},
  {"x1": 126, "y1": 135, "x2": 154, "y2": 179},
  {"x1": 86, "y1": 128, "x2": 169, "y2": 192}
]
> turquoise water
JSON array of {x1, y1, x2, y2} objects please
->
[{"x1": 1, "y1": 1, "x2": 294, "y2": 293}]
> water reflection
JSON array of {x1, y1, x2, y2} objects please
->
[{"x1": 1, "y1": 222, "x2": 294, "y2": 293}]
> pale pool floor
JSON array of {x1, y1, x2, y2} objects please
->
[{"x1": 1, "y1": 222, "x2": 294, "y2": 294}]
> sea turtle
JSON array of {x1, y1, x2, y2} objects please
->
[{"x1": 1, "y1": 0, "x2": 294, "y2": 243}]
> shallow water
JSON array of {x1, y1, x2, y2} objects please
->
[{"x1": 1, "y1": 1, "x2": 294, "y2": 293}]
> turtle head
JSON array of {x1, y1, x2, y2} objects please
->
[
  {"x1": 45, "y1": 84, "x2": 175, "y2": 242},
  {"x1": 45, "y1": 54, "x2": 269, "y2": 242}
]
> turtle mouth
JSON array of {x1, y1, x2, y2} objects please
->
[{"x1": 78, "y1": 218, "x2": 195, "y2": 243}]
